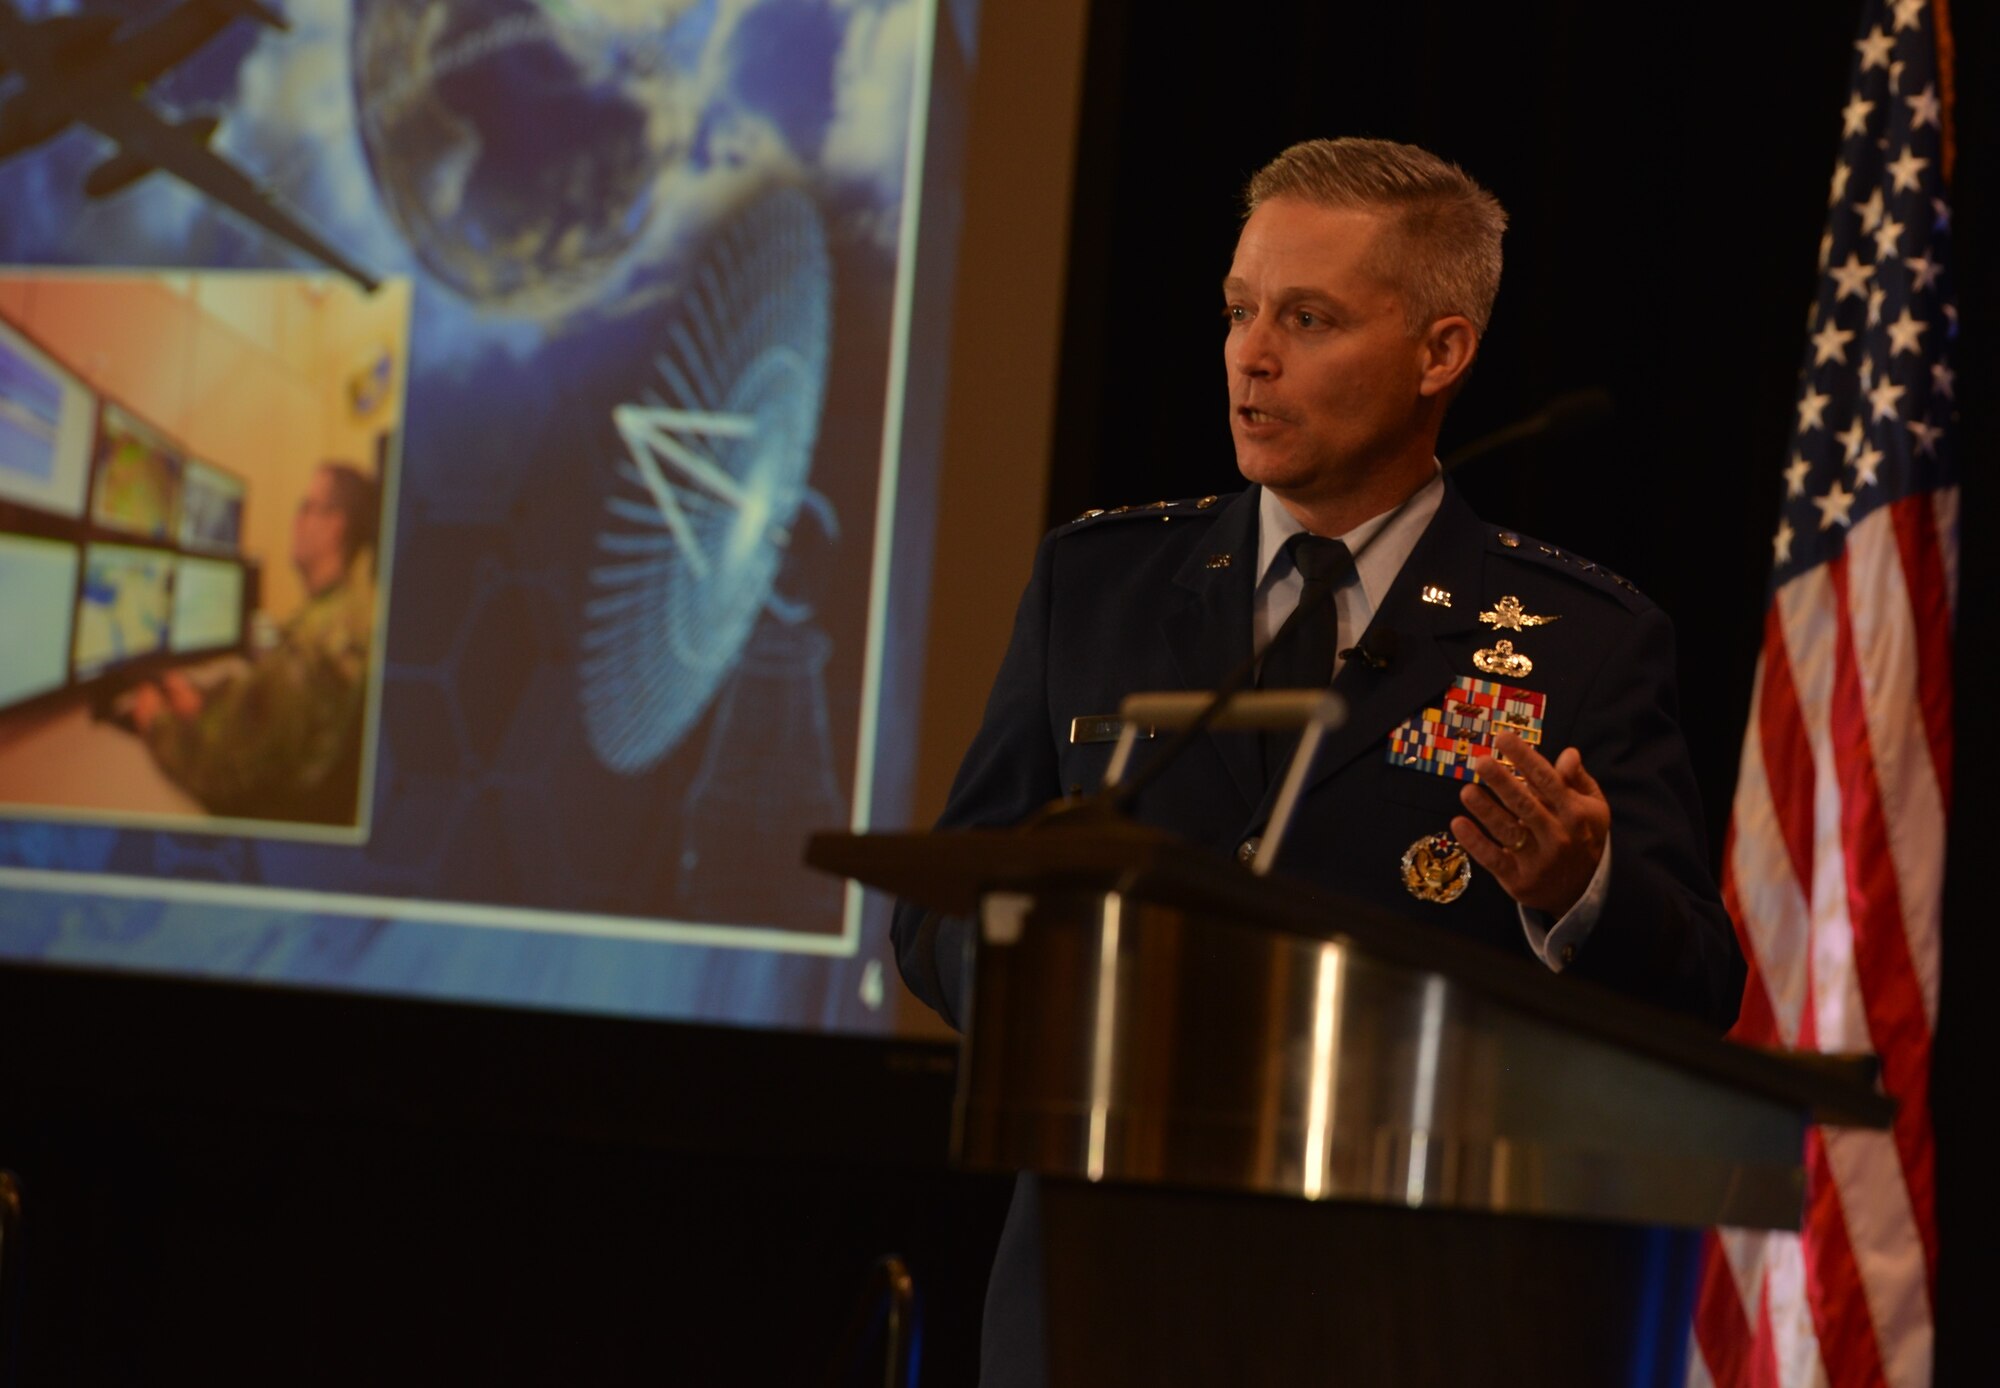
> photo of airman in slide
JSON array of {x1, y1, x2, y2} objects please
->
[
  {"x1": 128, "y1": 459, "x2": 380, "y2": 823},
  {"x1": 0, "y1": 272, "x2": 409, "y2": 836}
]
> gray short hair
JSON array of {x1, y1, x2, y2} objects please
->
[{"x1": 1246, "y1": 138, "x2": 1507, "y2": 336}]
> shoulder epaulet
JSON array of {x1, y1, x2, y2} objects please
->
[
  {"x1": 1059, "y1": 493, "x2": 1231, "y2": 535},
  {"x1": 1488, "y1": 528, "x2": 1650, "y2": 609}
]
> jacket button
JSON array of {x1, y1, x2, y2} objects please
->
[{"x1": 1237, "y1": 836, "x2": 1262, "y2": 865}]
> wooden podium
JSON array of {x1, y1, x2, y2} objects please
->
[{"x1": 809, "y1": 821, "x2": 1889, "y2": 1386}]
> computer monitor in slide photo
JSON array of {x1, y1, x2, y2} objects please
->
[
  {"x1": 72, "y1": 542, "x2": 174, "y2": 680},
  {"x1": 179, "y1": 459, "x2": 245, "y2": 554},
  {"x1": 0, "y1": 532, "x2": 82, "y2": 710},
  {"x1": 169, "y1": 555, "x2": 245, "y2": 654},
  {"x1": 90, "y1": 403, "x2": 183, "y2": 543},
  {"x1": 0, "y1": 316, "x2": 95, "y2": 519}
]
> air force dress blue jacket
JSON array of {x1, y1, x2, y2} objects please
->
[{"x1": 892, "y1": 482, "x2": 1746, "y2": 1032}]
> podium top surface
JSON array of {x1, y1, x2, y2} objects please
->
[{"x1": 808, "y1": 823, "x2": 1892, "y2": 1129}]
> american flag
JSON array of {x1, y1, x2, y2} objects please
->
[{"x1": 1687, "y1": 2, "x2": 1956, "y2": 1386}]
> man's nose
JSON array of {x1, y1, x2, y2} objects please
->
[{"x1": 1227, "y1": 316, "x2": 1279, "y2": 378}]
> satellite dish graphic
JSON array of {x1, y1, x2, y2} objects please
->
[{"x1": 580, "y1": 187, "x2": 833, "y2": 775}]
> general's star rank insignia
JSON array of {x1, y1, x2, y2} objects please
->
[{"x1": 1386, "y1": 676, "x2": 1547, "y2": 783}]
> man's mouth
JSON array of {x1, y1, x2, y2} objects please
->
[{"x1": 1237, "y1": 406, "x2": 1285, "y2": 425}]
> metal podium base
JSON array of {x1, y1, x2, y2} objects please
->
[{"x1": 994, "y1": 1174, "x2": 1703, "y2": 1388}]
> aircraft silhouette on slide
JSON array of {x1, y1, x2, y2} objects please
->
[{"x1": 0, "y1": 0, "x2": 379, "y2": 292}]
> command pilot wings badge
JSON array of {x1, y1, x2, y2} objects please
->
[{"x1": 1477, "y1": 595, "x2": 1559, "y2": 632}]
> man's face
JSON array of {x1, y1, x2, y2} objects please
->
[
  {"x1": 291, "y1": 467, "x2": 348, "y2": 585},
  {"x1": 1223, "y1": 198, "x2": 1431, "y2": 500}
]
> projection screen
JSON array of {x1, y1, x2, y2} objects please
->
[{"x1": 0, "y1": 0, "x2": 1026, "y2": 1040}]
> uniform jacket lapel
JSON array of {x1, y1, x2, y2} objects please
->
[{"x1": 1159, "y1": 488, "x2": 1263, "y2": 811}]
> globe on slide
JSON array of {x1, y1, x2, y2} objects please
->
[{"x1": 350, "y1": 0, "x2": 701, "y2": 314}]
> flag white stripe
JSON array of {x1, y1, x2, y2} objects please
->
[
  {"x1": 1727, "y1": 669, "x2": 1814, "y2": 1046},
  {"x1": 1720, "y1": 1225, "x2": 1773, "y2": 1331},
  {"x1": 1765, "y1": 1230, "x2": 1829, "y2": 1388},
  {"x1": 1843, "y1": 506, "x2": 1945, "y2": 1030},
  {"x1": 1825, "y1": 1127, "x2": 1934, "y2": 1388},
  {"x1": 1685, "y1": 1337, "x2": 1717, "y2": 1388},
  {"x1": 1774, "y1": 570, "x2": 1869, "y2": 1054},
  {"x1": 1773, "y1": 567, "x2": 1837, "y2": 768}
]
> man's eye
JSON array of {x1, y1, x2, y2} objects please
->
[
  {"x1": 1294, "y1": 310, "x2": 1320, "y2": 328},
  {"x1": 1223, "y1": 305, "x2": 1248, "y2": 324}
]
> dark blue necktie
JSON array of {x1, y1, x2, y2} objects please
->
[{"x1": 1259, "y1": 534, "x2": 1353, "y2": 779}]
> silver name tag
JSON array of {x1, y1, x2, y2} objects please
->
[{"x1": 1069, "y1": 715, "x2": 1155, "y2": 745}]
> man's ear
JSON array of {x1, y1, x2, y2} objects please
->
[{"x1": 1417, "y1": 315, "x2": 1479, "y2": 398}]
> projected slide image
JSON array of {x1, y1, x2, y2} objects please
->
[
  {"x1": 170, "y1": 556, "x2": 245, "y2": 654},
  {"x1": 0, "y1": 0, "x2": 978, "y2": 1041},
  {"x1": 180, "y1": 460, "x2": 246, "y2": 554},
  {"x1": 91, "y1": 404, "x2": 184, "y2": 542},
  {"x1": 0, "y1": 534, "x2": 81, "y2": 710},
  {"x1": 0, "y1": 315, "x2": 95, "y2": 518}
]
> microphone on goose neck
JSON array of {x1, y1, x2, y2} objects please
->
[
  {"x1": 1338, "y1": 628, "x2": 1397, "y2": 671},
  {"x1": 1033, "y1": 479, "x2": 1426, "y2": 826},
  {"x1": 1441, "y1": 387, "x2": 1614, "y2": 472}
]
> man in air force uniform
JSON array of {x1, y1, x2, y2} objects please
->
[
  {"x1": 891, "y1": 140, "x2": 1747, "y2": 1386},
  {"x1": 893, "y1": 137, "x2": 1744, "y2": 1034}
]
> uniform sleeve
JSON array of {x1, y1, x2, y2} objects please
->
[
  {"x1": 1558, "y1": 604, "x2": 1746, "y2": 1029},
  {"x1": 1518, "y1": 833, "x2": 1612, "y2": 966},
  {"x1": 890, "y1": 530, "x2": 1066, "y2": 1030},
  {"x1": 145, "y1": 617, "x2": 367, "y2": 819}
]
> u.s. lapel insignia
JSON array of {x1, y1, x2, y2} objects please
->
[
  {"x1": 1478, "y1": 595, "x2": 1559, "y2": 632},
  {"x1": 1421, "y1": 584, "x2": 1452, "y2": 607},
  {"x1": 1402, "y1": 832, "x2": 1471, "y2": 903},
  {"x1": 1473, "y1": 638, "x2": 1534, "y2": 678}
]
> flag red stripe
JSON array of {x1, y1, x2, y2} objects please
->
[
  {"x1": 1931, "y1": 0, "x2": 1956, "y2": 183},
  {"x1": 1755, "y1": 605, "x2": 1818, "y2": 903},
  {"x1": 1800, "y1": 1129, "x2": 1890, "y2": 1388},
  {"x1": 1730, "y1": 948, "x2": 1781, "y2": 1051},
  {"x1": 1694, "y1": 1230, "x2": 1757, "y2": 1388},
  {"x1": 1750, "y1": 1270, "x2": 1782, "y2": 1388},
  {"x1": 1827, "y1": 557, "x2": 1940, "y2": 1295},
  {"x1": 1888, "y1": 494, "x2": 1955, "y2": 814}
]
